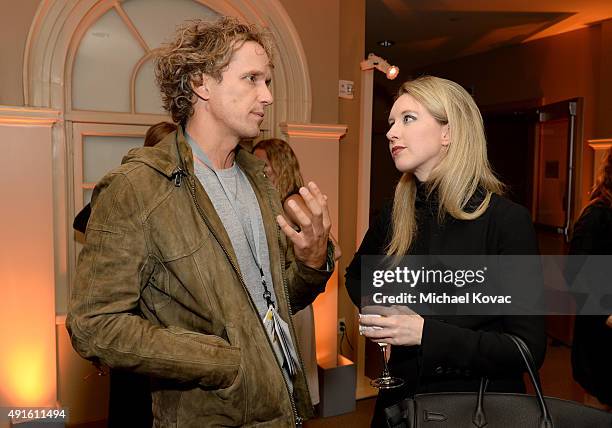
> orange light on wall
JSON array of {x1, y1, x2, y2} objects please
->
[
  {"x1": 0, "y1": 119, "x2": 58, "y2": 410},
  {"x1": 3, "y1": 347, "x2": 48, "y2": 405},
  {"x1": 313, "y1": 272, "x2": 339, "y2": 367}
]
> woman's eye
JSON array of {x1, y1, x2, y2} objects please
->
[{"x1": 403, "y1": 114, "x2": 415, "y2": 124}]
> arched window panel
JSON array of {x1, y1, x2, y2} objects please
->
[
  {"x1": 83, "y1": 135, "x2": 144, "y2": 184},
  {"x1": 122, "y1": 0, "x2": 220, "y2": 50},
  {"x1": 135, "y1": 58, "x2": 165, "y2": 115},
  {"x1": 72, "y1": 8, "x2": 145, "y2": 112}
]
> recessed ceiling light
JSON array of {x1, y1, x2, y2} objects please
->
[{"x1": 377, "y1": 40, "x2": 395, "y2": 47}]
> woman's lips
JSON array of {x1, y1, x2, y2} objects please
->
[{"x1": 391, "y1": 146, "x2": 405, "y2": 157}]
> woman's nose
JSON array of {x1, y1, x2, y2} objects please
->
[{"x1": 386, "y1": 124, "x2": 398, "y2": 141}]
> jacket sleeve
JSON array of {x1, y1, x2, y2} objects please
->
[
  {"x1": 285, "y1": 239, "x2": 334, "y2": 312},
  {"x1": 419, "y1": 203, "x2": 547, "y2": 377},
  {"x1": 66, "y1": 172, "x2": 240, "y2": 388}
]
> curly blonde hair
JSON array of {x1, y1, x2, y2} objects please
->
[
  {"x1": 155, "y1": 16, "x2": 274, "y2": 124},
  {"x1": 252, "y1": 138, "x2": 304, "y2": 201}
]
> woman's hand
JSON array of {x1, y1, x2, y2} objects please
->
[{"x1": 359, "y1": 306, "x2": 424, "y2": 346}]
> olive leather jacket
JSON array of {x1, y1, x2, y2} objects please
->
[{"x1": 67, "y1": 127, "x2": 331, "y2": 427}]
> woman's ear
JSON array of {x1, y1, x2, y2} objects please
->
[{"x1": 441, "y1": 124, "x2": 450, "y2": 147}]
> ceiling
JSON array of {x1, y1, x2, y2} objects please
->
[{"x1": 366, "y1": 0, "x2": 612, "y2": 71}]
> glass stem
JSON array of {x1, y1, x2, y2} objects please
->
[{"x1": 380, "y1": 344, "x2": 390, "y2": 378}]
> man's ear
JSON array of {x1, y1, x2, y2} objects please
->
[
  {"x1": 441, "y1": 124, "x2": 450, "y2": 147},
  {"x1": 192, "y1": 75, "x2": 211, "y2": 101}
]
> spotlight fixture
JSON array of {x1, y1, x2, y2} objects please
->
[
  {"x1": 377, "y1": 40, "x2": 395, "y2": 47},
  {"x1": 360, "y1": 53, "x2": 399, "y2": 80}
]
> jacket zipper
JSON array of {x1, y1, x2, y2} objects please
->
[
  {"x1": 262, "y1": 173, "x2": 311, "y2": 399},
  {"x1": 185, "y1": 173, "x2": 300, "y2": 427}
]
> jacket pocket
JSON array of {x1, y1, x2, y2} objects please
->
[{"x1": 213, "y1": 325, "x2": 247, "y2": 422}]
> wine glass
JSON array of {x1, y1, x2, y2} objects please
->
[
  {"x1": 370, "y1": 341, "x2": 404, "y2": 389},
  {"x1": 360, "y1": 310, "x2": 405, "y2": 389}
]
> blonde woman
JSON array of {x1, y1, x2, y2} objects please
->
[
  {"x1": 345, "y1": 76, "x2": 546, "y2": 426},
  {"x1": 253, "y1": 138, "x2": 341, "y2": 407}
]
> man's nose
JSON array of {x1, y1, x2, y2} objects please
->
[{"x1": 260, "y1": 84, "x2": 273, "y2": 106}]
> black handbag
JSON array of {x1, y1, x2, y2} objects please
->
[{"x1": 384, "y1": 334, "x2": 612, "y2": 428}]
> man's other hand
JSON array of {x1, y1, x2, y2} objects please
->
[{"x1": 276, "y1": 182, "x2": 331, "y2": 269}]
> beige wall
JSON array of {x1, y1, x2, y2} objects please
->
[
  {"x1": 411, "y1": 24, "x2": 610, "y2": 211},
  {"x1": 0, "y1": 0, "x2": 40, "y2": 106},
  {"x1": 279, "y1": 0, "x2": 340, "y2": 124},
  {"x1": 337, "y1": 0, "x2": 365, "y2": 362},
  {"x1": 0, "y1": 117, "x2": 57, "y2": 419}
]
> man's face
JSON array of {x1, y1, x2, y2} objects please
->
[{"x1": 197, "y1": 41, "x2": 273, "y2": 140}]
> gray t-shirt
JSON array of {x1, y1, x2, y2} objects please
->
[{"x1": 186, "y1": 135, "x2": 295, "y2": 393}]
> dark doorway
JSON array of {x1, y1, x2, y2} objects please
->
[{"x1": 482, "y1": 107, "x2": 539, "y2": 211}]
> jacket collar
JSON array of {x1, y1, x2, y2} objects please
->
[{"x1": 121, "y1": 125, "x2": 268, "y2": 181}]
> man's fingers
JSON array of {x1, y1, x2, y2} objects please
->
[
  {"x1": 299, "y1": 182, "x2": 331, "y2": 233},
  {"x1": 286, "y1": 199, "x2": 312, "y2": 232},
  {"x1": 308, "y1": 182, "x2": 332, "y2": 231},
  {"x1": 276, "y1": 215, "x2": 300, "y2": 243}
]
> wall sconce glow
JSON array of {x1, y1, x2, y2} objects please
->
[
  {"x1": 387, "y1": 65, "x2": 399, "y2": 80},
  {"x1": 360, "y1": 53, "x2": 400, "y2": 80}
]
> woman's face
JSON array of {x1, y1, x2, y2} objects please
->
[
  {"x1": 386, "y1": 94, "x2": 449, "y2": 182},
  {"x1": 253, "y1": 147, "x2": 278, "y2": 185}
]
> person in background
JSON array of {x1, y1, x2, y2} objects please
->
[
  {"x1": 345, "y1": 76, "x2": 546, "y2": 427},
  {"x1": 253, "y1": 138, "x2": 342, "y2": 408},
  {"x1": 569, "y1": 147, "x2": 612, "y2": 411}
]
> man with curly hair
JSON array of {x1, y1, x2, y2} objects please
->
[{"x1": 67, "y1": 17, "x2": 333, "y2": 427}]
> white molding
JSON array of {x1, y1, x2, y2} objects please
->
[
  {"x1": 65, "y1": 110, "x2": 170, "y2": 125},
  {"x1": 0, "y1": 106, "x2": 61, "y2": 125},
  {"x1": 587, "y1": 138, "x2": 612, "y2": 149},
  {"x1": 279, "y1": 122, "x2": 347, "y2": 140},
  {"x1": 588, "y1": 139, "x2": 612, "y2": 184}
]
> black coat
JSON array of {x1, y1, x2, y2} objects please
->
[
  {"x1": 569, "y1": 200, "x2": 612, "y2": 406},
  {"x1": 345, "y1": 185, "x2": 546, "y2": 425}
]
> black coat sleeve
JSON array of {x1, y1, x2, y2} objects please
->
[
  {"x1": 345, "y1": 203, "x2": 392, "y2": 308},
  {"x1": 419, "y1": 202, "x2": 547, "y2": 377}
]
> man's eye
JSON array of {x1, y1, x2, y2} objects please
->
[{"x1": 245, "y1": 75, "x2": 256, "y2": 82}]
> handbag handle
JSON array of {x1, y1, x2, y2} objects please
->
[{"x1": 472, "y1": 334, "x2": 553, "y2": 428}]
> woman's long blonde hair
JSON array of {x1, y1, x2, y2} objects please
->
[
  {"x1": 252, "y1": 138, "x2": 304, "y2": 201},
  {"x1": 387, "y1": 76, "x2": 504, "y2": 257}
]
